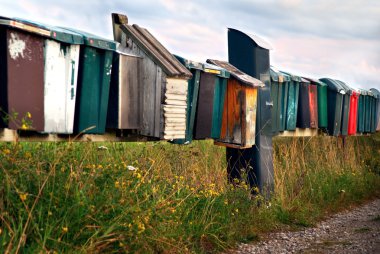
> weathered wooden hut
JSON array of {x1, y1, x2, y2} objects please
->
[
  {"x1": 111, "y1": 13, "x2": 192, "y2": 140},
  {"x1": 207, "y1": 59, "x2": 264, "y2": 148}
]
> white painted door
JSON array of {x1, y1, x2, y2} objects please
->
[{"x1": 44, "y1": 40, "x2": 80, "y2": 133}]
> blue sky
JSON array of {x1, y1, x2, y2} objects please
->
[{"x1": 1, "y1": 0, "x2": 379, "y2": 90}]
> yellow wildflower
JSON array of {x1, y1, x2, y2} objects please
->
[
  {"x1": 48, "y1": 211, "x2": 53, "y2": 216},
  {"x1": 21, "y1": 123, "x2": 28, "y2": 130},
  {"x1": 26, "y1": 112, "x2": 32, "y2": 118},
  {"x1": 3, "y1": 149, "x2": 11, "y2": 155},
  {"x1": 137, "y1": 221, "x2": 145, "y2": 234},
  {"x1": 136, "y1": 172, "x2": 142, "y2": 179},
  {"x1": 19, "y1": 193, "x2": 27, "y2": 202},
  {"x1": 62, "y1": 227, "x2": 68, "y2": 233}
]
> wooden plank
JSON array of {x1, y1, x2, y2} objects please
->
[
  {"x1": 164, "y1": 130, "x2": 186, "y2": 135},
  {"x1": 154, "y1": 67, "x2": 162, "y2": 138},
  {"x1": 166, "y1": 78, "x2": 188, "y2": 95},
  {"x1": 165, "y1": 122, "x2": 186, "y2": 128},
  {"x1": 164, "y1": 113, "x2": 186, "y2": 118},
  {"x1": 165, "y1": 94, "x2": 187, "y2": 101},
  {"x1": 163, "y1": 107, "x2": 186, "y2": 114},
  {"x1": 0, "y1": 128, "x2": 151, "y2": 142},
  {"x1": 278, "y1": 128, "x2": 318, "y2": 137},
  {"x1": 123, "y1": 41, "x2": 157, "y2": 136},
  {"x1": 163, "y1": 135, "x2": 185, "y2": 139},
  {"x1": 244, "y1": 87, "x2": 257, "y2": 146},
  {"x1": 165, "y1": 118, "x2": 186, "y2": 124},
  {"x1": 165, "y1": 99, "x2": 187, "y2": 106},
  {"x1": 226, "y1": 79, "x2": 242, "y2": 144},
  {"x1": 165, "y1": 126, "x2": 186, "y2": 131},
  {"x1": 214, "y1": 141, "x2": 253, "y2": 149},
  {"x1": 119, "y1": 54, "x2": 140, "y2": 129},
  {"x1": 194, "y1": 73, "x2": 215, "y2": 139}
]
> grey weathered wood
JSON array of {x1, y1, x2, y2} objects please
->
[
  {"x1": 119, "y1": 55, "x2": 140, "y2": 129},
  {"x1": 154, "y1": 66, "x2": 162, "y2": 138}
]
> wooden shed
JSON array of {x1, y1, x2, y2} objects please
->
[
  {"x1": 111, "y1": 13, "x2": 192, "y2": 140},
  {"x1": 207, "y1": 59, "x2": 264, "y2": 149}
]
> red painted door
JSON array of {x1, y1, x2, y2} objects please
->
[
  {"x1": 309, "y1": 84, "x2": 318, "y2": 129},
  {"x1": 348, "y1": 91, "x2": 359, "y2": 135}
]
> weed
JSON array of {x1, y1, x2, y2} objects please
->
[{"x1": 0, "y1": 133, "x2": 379, "y2": 253}]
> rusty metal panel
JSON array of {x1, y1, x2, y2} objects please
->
[
  {"x1": 44, "y1": 40, "x2": 80, "y2": 133},
  {"x1": 309, "y1": 84, "x2": 318, "y2": 129},
  {"x1": 7, "y1": 29, "x2": 44, "y2": 131}
]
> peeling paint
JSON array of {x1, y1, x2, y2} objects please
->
[{"x1": 8, "y1": 32, "x2": 26, "y2": 60}]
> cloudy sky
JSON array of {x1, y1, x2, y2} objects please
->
[{"x1": 1, "y1": 0, "x2": 379, "y2": 90}]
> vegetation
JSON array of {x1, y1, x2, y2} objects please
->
[{"x1": 0, "y1": 133, "x2": 379, "y2": 253}]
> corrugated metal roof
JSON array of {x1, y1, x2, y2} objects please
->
[
  {"x1": 117, "y1": 18, "x2": 192, "y2": 79},
  {"x1": 207, "y1": 59, "x2": 264, "y2": 87}
]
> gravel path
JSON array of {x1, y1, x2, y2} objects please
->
[{"x1": 232, "y1": 199, "x2": 380, "y2": 253}]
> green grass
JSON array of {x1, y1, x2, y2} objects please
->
[{"x1": 0, "y1": 133, "x2": 380, "y2": 253}]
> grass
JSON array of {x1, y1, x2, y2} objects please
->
[{"x1": 0, "y1": 133, "x2": 379, "y2": 253}]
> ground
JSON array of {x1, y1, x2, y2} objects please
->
[{"x1": 231, "y1": 199, "x2": 380, "y2": 254}]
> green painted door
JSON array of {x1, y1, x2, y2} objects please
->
[
  {"x1": 317, "y1": 83, "x2": 328, "y2": 129},
  {"x1": 74, "y1": 47, "x2": 113, "y2": 133}
]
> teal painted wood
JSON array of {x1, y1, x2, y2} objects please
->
[
  {"x1": 188, "y1": 70, "x2": 201, "y2": 141},
  {"x1": 211, "y1": 77, "x2": 227, "y2": 139},
  {"x1": 279, "y1": 81, "x2": 289, "y2": 131},
  {"x1": 364, "y1": 95, "x2": 371, "y2": 133},
  {"x1": 172, "y1": 69, "x2": 201, "y2": 144},
  {"x1": 319, "y1": 78, "x2": 344, "y2": 136},
  {"x1": 173, "y1": 56, "x2": 229, "y2": 143},
  {"x1": 357, "y1": 94, "x2": 365, "y2": 133},
  {"x1": 369, "y1": 94, "x2": 377, "y2": 133},
  {"x1": 370, "y1": 88, "x2": 380, "y2": 131},
  {"x1": 74, "y1": 47, "x2": 113, "y2": 134},
  {"x1": 281, "y1": 71, "x2": 300, "y2": 131},
  {"x1": 286, "y1": 81, "x2": 298, "y2": 130},
  {"x1": 317, "y1": 84, "x2": 328, "y2": 128},
  {"x1": 269, "y1": 68, "x2": 281, "y2": 134},
  {"x1": 341, "y1": 93, "x2": 350, "y2": 136}
]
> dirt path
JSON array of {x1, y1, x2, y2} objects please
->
[{"x1": 232, "y1": 199, "x2": 380, "y2": 253}]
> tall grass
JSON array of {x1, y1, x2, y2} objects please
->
[{"x1": 0, "y1": 134, "x2": 379, "y2": 253}]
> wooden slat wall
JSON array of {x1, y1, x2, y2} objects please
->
[
  {"x1": 123, "y1": 40, "x2": 161, "y2": 137},
  {"x1": 194, "y1": 73, "x2": 215, "y2": 139},
  {"x1": 163, "y1": 78, "x2": 187, "y2": 139},
  {"x1": 119, "y1": 55, "x2": 140, "y2": 129}
]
